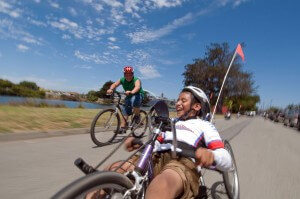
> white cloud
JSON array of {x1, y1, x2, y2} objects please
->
[
  {"x1": 69, "y1": 7, "x2": 78, "y2": 16},
  {"x1": 49, "y1": 17, "x2": 112, "y2": 40},
  {"x1": 27, "y1": 17, "x2": 47, "y2": 27},
  {"x1": 17, "y1": 44, "x2": 29, "y2": 52},
  {"x1": 22, "y1": 36, "x2": 42, "y2": 45},
  {"x1": 108, "y1": 37, "x2": 116, "y2": 42},
  {"x1": 102, "y1": 0, "x2": 123, "y2": 8},
  {"x1": 150, "y1": 0, "x2": 186, "y2": 8},
  {"x1": 74, "y1": 65, "x2": 93, "y2": 70},
  {"x1": 128, "y1": 12, "x2": 193, "y2": 43},
  {"x1": 62, "y1": 34, "x2": 71, "y2": 39},
  {"x1": 33, "y1": 0, "x2": 41, "y2": 3},
  {"x1": 96, "y1": 18, "x2": 105, "y2": 25},
  {"x1": 74, "y1": 50, "x2": 107, "y2": 64},
  {"x1": 124, "y1": 0, "x2": 140, "y2": 17},
  {"x1": 125, "y1": 49, "x2": 162, "y2": 79},
  {"x1": 0, "y1": 19, "x2": 44, "y2": 46},
  {"x1": 0, "y1": 0, "x2": 22, "y2": 18},
  {"x1": 49, "y1": 1, "x2": 60, "y2": 9},
  {"x1": 138, "y1": 65, "x2": 161, "y2": 79},
  {"x1": 108, "y1": 45, "x2": 120, "y2": 50}
]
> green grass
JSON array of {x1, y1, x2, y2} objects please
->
[
  {"x1": 0, "y1": 105, "x2": 99, "y2": 133},
  {"x1": 0, "y1": 105, "x2": 221, "y2": 133}
]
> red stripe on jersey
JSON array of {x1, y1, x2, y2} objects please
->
[{"x1": 207, "y1": 140, "x2": 224, "y2": 150}]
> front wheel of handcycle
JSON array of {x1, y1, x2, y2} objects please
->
[
  {"x1": 90, "y1": 109, "x2": 120, "y2": 146},
  {"x1": 222, "y1": 140, "x2": 240, "y2": 199},
  {"x1": 51, "y1": 171, "x2": 134, "y2": 199},
  {"x1": 131, "y1": 110, "x2": 148, "y2": 138}
]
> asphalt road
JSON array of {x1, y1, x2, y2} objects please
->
[{"x1": 0, "y1": 117, "x2": 299, "y2": 199}]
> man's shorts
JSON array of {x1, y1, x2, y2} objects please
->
[
  {"x1": 116, "y1": 152, "x2": 200, "y2": 199},
  {"x1": 122, "y1": 93, "x2": 143, "y2": 116},
  {"x1": 152, "y1": 152, "x2": 200, "y2": 199}
]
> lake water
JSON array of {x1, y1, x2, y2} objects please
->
[
  {"x1": 0, "y1": 96, "x2": 175, "y2": 112},
  {"x1": 0, "y1": 95, "x2": 113, "y2": 109}
]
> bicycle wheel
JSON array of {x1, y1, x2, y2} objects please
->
[
  {"x1": 90, "y1": 109, "x2": 120, "y2": 146},
  {"x1": 131, "y1": 110, "x2": 148, "y2": 138},
  {"x1": 52, "y1": 171, "x2": 134, "y2": 199},
  {"x1": 222, "y1": 140, "x2": 240, "y2": 199}
]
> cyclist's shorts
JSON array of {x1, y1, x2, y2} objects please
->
[
  {"x1": 152, "y1": 152, "x2": 200, "y2": 199},
  {"x1": 123, "y1": 93, "x2": 143, "y2": 116},
  {"x1": 109, "y1": 152, "x2": 199, "y2": 199}
]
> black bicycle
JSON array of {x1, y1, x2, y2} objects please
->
[
  {"x1": 90, "y1": 91, "x2": 148, "y2": 146},
  {"x1": 53, "y1": 101, "x2": 239, "y2": 199}
]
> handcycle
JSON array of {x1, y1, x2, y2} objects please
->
[
  {"x1": 52, "y1": 100, "x2": 239, "y2": 199},
  {"x1": 90, "y1": 91, "x2": 148, "y2": 146}
]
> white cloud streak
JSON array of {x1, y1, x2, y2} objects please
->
[
  {"x1": 49, "y1": 1, "x2": 60, "y2": 9},
  {"x1": 17, "y1": 44, "x2": 29, "y2": 52},
  {"x1": 49, "y1": 17, "x2": 113, "y2": 40},
  {"x1": 127, "y1": 12, "x2": 193, "y2": 43},
  {"x1": 0, "y1": 0, "x2": 22, "y2": 18},
  {"x1": 138, "y1": 64, "x2": 161, "y2": 79}
]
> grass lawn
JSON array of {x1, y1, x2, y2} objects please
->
[
  {"x1": 0, "y1": 105, "x2": 222, "y2": 133},
  {"x1": 0, "y1": 105, "x2": 100, "y2": 133}
]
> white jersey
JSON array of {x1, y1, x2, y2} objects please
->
[{"x1": 154, "y1": 118, "x2": 232, "y2": 171}]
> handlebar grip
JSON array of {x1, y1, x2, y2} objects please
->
[{"x1": 74, "y1": 158, "x2": 96, "y2": 175}]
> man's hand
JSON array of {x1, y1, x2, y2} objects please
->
[
  {"x1": 107, "y1": 89, "x2": 113, "y2": 95},
  {"x1": 195, "y1": 148, "x2": 214, "y2": 167},
  {"x1": 125, "y1": 91, "x2": 132, "y2": 96},
  {"x1": 124, "y1": 137, "x2": 142, "y2": 152}
]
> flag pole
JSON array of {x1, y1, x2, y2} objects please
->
[{"x1": 210, "y1": 49, "x2": 238, "y2": 122}]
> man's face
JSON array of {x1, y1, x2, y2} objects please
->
[
  {"x1": 124, "y1": 73, "x2": 133, "y2": 81},
  {"x1": 176, "y1": 92, "x2": 201, "y2": 118}
]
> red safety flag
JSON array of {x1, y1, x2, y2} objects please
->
[{"x1": 236, "y1": 43, "x2": 245, "y2": 61}]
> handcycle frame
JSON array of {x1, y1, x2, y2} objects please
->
[
  {"x1": 53, "y1": 100, "x2": 239, "y2": 199},
  {"x1": 90, "y1": 91, "x2": 148, "y2": 146}
]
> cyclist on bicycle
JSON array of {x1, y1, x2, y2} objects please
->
[
  {"x1": 107, "y1": 66, "x2": 144, "y2": 132},
  {"x1": 104, "y1": 86, "x2": 232, "y2": 199}
]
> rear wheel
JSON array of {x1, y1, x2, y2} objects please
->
[
  {"x1": 52, "y1": 171, "x2": 134, "y2": 199},
  {"x1": 90, "y1": 109, "x2": 120, "y2": 146},
  {"x1": 222, "y1": 140, "x2": 240, "y2": 199},
  {"x1": 131, "y1": 110, "x2": 148, "y2": 138}
]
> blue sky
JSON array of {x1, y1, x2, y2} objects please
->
[{"x1": 0, "y1": 0, "x2": 299, "y2": 109}]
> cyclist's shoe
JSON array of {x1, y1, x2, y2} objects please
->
[
  {"x1": 115, "y1": 127, "x2": 126, "y2": 134},
  {"x1": 133, "y1": 114, "x2": 141, "y2": 124}
]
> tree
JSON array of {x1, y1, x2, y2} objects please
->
[
  {"x1": 87, "y1": 90, "x2": 98, "y2": 102},
  {"x1": 19, "y1": 81, "x2": 39, "y2": 91},
  {"x1": 182, "y1": 42, "x2": 258, "y2": 112},
  {"x1": 98, "y1": 81, "x2": 113, "y2": 98}
]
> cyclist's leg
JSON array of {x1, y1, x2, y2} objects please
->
[
  {"x1": 146, "y1": 169, "x2": 183, "y2": 199},
  {"x1": 151, "y1": 153, "x2": 200, "y2": 199},
  {"x1": 132, "y1": 93, "x2": 143, "y2": 121},
  {"x1": 121, "y1": 97, "x2": 133, "y2": 128}
]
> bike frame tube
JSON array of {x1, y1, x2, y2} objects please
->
[{"x1": 136, "y1": 144, "x2": 153, "y2": 173}]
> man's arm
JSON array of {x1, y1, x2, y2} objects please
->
[
  {"x1": 107, "y1": 79, "x2": 121, "y2": 95},
  {"x1": 131, "y1": 79, "x2": 141, "y2": 94}
]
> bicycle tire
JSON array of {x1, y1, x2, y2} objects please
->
[
  {"x1": 131, "y1": 110, "x2": 148, "y2": 138},
  {"x1": 90, "y1": 109, "x2": 120, "y2": 146},
  {"x1": 222, "y1": 140, "x2": 240, "y2": 199},
  {"x1": 51, "y1": 171, "x2": 134, "y2": 199}
]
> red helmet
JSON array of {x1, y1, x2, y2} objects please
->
[{"x1": 123, "y1": 66, "x2": 134, "y2": 74}]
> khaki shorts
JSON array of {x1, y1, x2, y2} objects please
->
[{"x1": 116, "y1": 152, "x2": 200, "y2": 199}]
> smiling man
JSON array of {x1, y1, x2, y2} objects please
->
[{"x1": 107, "y1": 66, "x2": 144, "y2": 132}]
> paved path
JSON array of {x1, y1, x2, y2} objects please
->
[{"x1": 0, "y1": 117, "x2": 299, "y2": 199}]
